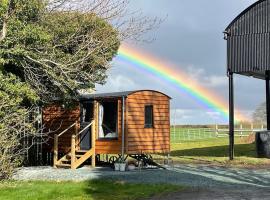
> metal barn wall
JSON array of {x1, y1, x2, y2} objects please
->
[{"x1": 226, "y1": 0, "x2": 270, "y2": 76}]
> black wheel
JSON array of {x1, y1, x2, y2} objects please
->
[{"x1": 108, "y1": 156, "x2": 118, "y2": 165}]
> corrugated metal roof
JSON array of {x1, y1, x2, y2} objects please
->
[
  {"x1": 79, "y1": 90, "x2": 171, "y2": 100},
  {"x1": 225, "y1": 0, "x2": 270, "y2": 79}
]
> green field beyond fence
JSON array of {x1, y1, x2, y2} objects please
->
[{"x1": 170, "y1": 124, "x2": 266, "y2": 143}]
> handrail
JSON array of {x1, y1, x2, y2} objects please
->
[
  {"x1": 54, "y1": 119, "x2": 96, "y2": 169},
  {"x1": 54, "y1": 121, "x2": 77, "y2": 168},
  {"x1": 75, "y1": 120, "x2": 94, "y2": 137},
  {"x1": 58, "y1": 122, "x2": 77, "y2": 137}
]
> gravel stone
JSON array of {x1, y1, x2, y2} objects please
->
[{"x1": 12, "y1": 164, "x2": 270, "y2": 199}]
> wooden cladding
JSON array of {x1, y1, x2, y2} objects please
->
[
  {"x1": 42, "y1": 90, "x2": 171, "y2": 157},
  {"x1": 42, "y1": 104, "x2": 80, "y2": 153},
  {"x1": 126, "y1": 91, "x2": 170, "y2": 154}
]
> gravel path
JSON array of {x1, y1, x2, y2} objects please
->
[{"x1": 13, "y1": 164, "x2": 270, "y2": 199}]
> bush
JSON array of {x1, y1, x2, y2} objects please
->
[{"x1": 0, "y1": 73, "x2": 38, "y2": 179}]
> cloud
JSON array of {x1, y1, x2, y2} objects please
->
[
  {"x1": 171, "y1": 109, "x2": 228, "y2": 125},
  {"x1": 185, "y1": 65, "x2": 227, "y2": 88},
  {"x1": 95, "y1": 74, "x2": 137, "y2": 92}
]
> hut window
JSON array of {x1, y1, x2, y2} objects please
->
[
  {"x1": 98, "y1": 101, "x2": 118, "y2": 139},
  {"x1": 145, "y1": 105, "x2": 153, "y2": 128}
]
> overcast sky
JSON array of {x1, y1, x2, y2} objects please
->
[{"x1": 96, "y1": 0, "x2": 265, "y2": 125}]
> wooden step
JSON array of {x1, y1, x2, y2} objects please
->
[
  {"x1": 76, "y1": 150, "x2": 88, "y2": 153},
  {"x1": 61, "y1": 159, "x2": 71, "y2": 164},
  {"x1": 56, "y1": 163, "x2": 71, "y2": 168},
  {"x1": 73, "y1": 149, "x2": 94, "y2": 169}
]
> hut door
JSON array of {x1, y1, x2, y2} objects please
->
[{"x1": 80, "y1": 102, "x2": 94, "y2": 150}]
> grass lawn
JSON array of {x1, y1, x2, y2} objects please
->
[
  {"x1": 0, "y1": 180, "x2": 182, "y2": 200},
  {"x1": 170, "y1": 137, "x2": 270, "y2": 168}
]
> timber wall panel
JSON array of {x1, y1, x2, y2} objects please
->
[
  {"x1": 126, "y1": 91, "x2": 170, "y2": 154},
  {"x1": 42, "y1": 104, "x2": 80, "y2": 153}
]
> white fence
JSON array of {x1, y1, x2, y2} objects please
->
[{"x1": 171, "y1": 124, "x2": 266, "y2": 142}]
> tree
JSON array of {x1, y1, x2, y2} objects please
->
[
  {"x1": 0, "y1": 0, "x2": 161, "y2": 102},
  {"x1": 253, "y1": 102, "x2": 266, "y2": 125},
  {"x1": 0, "y1": 0, "x2": 120, "y2": 102},
  {"x1": 0, "y1": 72, "x2": 38, "y2": 179}
]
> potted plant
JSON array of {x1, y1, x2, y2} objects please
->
[
  {"x1": 114, "y1": 159, "x2": 120, "y2": 171},
  {"x1": 119, "y1": 160, "x2": 126, "y2": 172},
  {"x1": 116, "y1": 157, "x2": 126, "y2": 172}
]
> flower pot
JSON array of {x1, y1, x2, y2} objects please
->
[
  {"x1": 119, "y1": 163, "x2": 126, "y2": 172},
  {"x1": 114, "y1": 163, "x2": 120, "y2": 171}
]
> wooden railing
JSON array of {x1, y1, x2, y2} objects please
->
[
  {"x1": 53, "y1": 119, "x2": 96, "y2": 169},
  {"x1": 70, "y1": 120, "x2": 95, "y2": 169},
  {"x1": 53, "y1": 121, "x2": 77, "y2": 168}
]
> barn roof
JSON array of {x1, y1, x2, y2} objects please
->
[
  {"x1": 79, "y1": 90, "x2": 171, "y2": 100},
  {"x1": 225, "y1": 0, "x2": 268, "y2": 33},
  {"x1": 225, "y1": 0, "x2": 270, "y2": 79}
]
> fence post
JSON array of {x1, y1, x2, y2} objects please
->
[
  {"x1": 174, "y1": 124, "x2": 176, "y2": 142},
  {"x1": 173, "y1": 109, "x2": 176, "y2": 142},
  {"x1": 262, "y1": 124, "x2": 264, "y2": 130},
  {"x1": 53, "y1": 134, "x2": 58, "y2": 168},
  {"x1": 251, "y1": 123, "x2": 254, "y2": 135},
  {"x1": 240, "y1": 124, "x2": 243, "y2": 137},
  {"x1": 215, "y1": 124, "x2": 218, "y2": 137}
]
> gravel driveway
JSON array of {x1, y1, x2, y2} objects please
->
[{"x1": 13, "y1": 164, "x2": 270, "y2": 200}]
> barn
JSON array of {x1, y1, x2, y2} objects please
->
[
  {"x1": 42, "y1": 90, "x2": 171, "y2": 169},
  {"x1": 224, "y1": 0, "x2": 270, "y2": 159}
]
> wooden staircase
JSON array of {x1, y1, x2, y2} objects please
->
[{"x1": 53, "y1": 120, "x2": 96, "y2": 169}]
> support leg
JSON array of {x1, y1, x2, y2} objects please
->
[
  {"x1": 229, "y1": 72, "x2": 234, "y2": 160},
  {"x1": 266, "y1": 71, "x2": 270, "y2": 130}
]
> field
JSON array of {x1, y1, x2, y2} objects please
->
[
  {"x1": 169, "y1": 127, "x2": 270, "y2": 167},
  {"x1": 170, "y1": 126, "x2": 258, "y2": 143},
  {"x1": 0, "y1": 180, "x2": 181, "y2": 200}
]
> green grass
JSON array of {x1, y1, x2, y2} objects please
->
[
  {"x1": 170, "y1": 127, "x2": 249, "y2": 143},
  {"x1": 0, "y1": 180, "x2": 182, "y2": 200},
  {"x1": 170, "y1": 137, "x2": 270, "y2": 168}
]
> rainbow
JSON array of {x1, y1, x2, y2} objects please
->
[{"x1": 117, "y1": 43, "x2": 249, "y2": 122}]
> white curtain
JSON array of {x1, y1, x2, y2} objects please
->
[{"x1": 98, "y1": 104, "x2": 104, "y2": 138}]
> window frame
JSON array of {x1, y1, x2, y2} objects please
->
[
  {"x1": 97, "y1": 100, "x2": 119, "y2": 140},
  {"x1": 144, "y1": 104, "x2": 154, "y2": 128}
]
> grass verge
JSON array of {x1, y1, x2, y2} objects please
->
[
  {"x1": 170, "y1": 137, "x2": 270, "y2": 168},
  {"x1": 0, "y1": 180, "x2": 183, "y2": 200}
]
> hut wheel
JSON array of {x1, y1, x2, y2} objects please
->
[{"x1": 108, "y1": 156, "x2": 118, "y2": 164}]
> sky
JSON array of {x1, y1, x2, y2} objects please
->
[{"x1": 96, "y1": 0, "x2": 265, "y2": 125}]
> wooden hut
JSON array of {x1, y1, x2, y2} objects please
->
[{"x1": 42, "y1": 90, "x2": 171, "y2": 169}]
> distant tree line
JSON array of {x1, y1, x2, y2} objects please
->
[{"x1": 253, "y1": 102, "x2": 266, "y2": 125}]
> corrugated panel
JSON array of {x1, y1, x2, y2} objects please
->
[{"x1": 225, "y1": 0, "x2": 270, "y2": 78}]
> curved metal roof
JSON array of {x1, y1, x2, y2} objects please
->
[
  {"x1": 225, "y1": 0, "x2": 270, "y2": 79},
  {"x1": 225, "y1": 0, "x2": 267, "y2": 33},
  {"x1": 80, "y1": 90, "x2": 171, "y2": 100}
]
